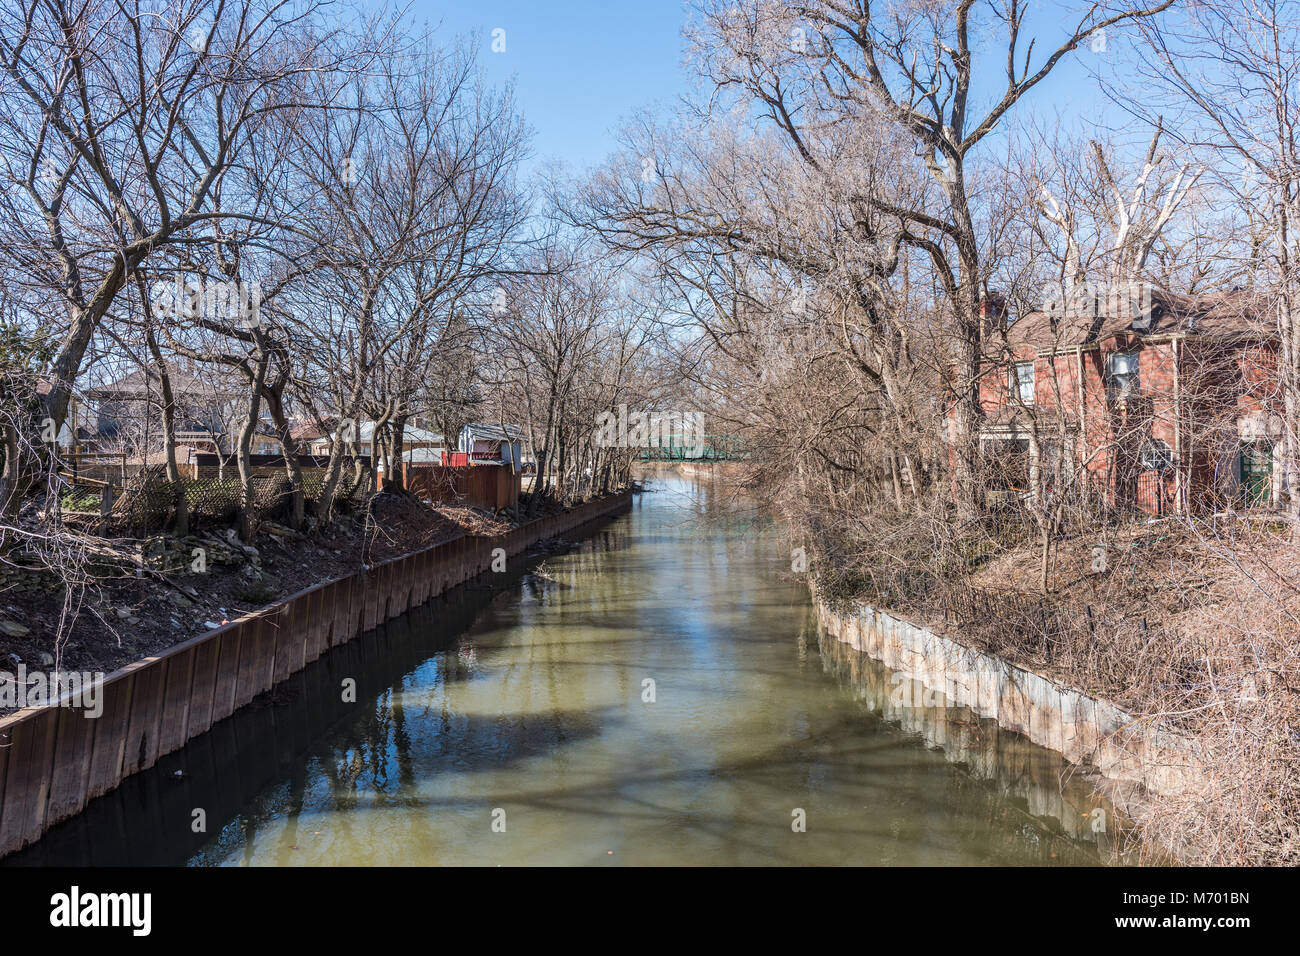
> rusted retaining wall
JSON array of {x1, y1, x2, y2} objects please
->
[
  {"x1": 814, "y1": 593, "x2": 1203, "y2": 812},
  {"x1": 0, "y1": 491, "x2": 632, "y2": 858}
]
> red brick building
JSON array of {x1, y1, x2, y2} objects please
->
[{"x1": 961, "y1": 288, "x2": 1280, "y2": 514}]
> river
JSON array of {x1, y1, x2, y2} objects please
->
[{"x1": 6, "y1": 473, "x2": 1121, "y2": 865}]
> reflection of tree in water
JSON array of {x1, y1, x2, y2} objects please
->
[
  {"x1": 10, "y1": 485, "x2": 1134, "y2": 867},
  {"x1": 815, "y1": 627, "x2": 1128, "y2": 863},
  {"x1": 320, "y1": 689, "x2": 398, "y2": 803}
]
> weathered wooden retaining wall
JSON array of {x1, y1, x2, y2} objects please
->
[
  {"x1": 814, "y1": 594, "x2": 1202, "y2": 811},
  {"x1": 0, "y1": 491, "x2": 632, "y2": 859}
]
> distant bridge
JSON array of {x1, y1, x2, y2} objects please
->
[{"x1": 637, "y1": 434, "x2": 746, "y2": 462}]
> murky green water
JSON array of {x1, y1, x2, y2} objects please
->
[{"x1": 9, "y1": 474, "x2": 1119, "y2": 866}]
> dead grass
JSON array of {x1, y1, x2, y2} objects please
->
[{"x1": 810, "y1": 503, "x2": 1300, "y2": 864}]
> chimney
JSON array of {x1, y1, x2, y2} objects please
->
[{"x1": 979, "y1": 292, "x2": 1008, "y2": 333}]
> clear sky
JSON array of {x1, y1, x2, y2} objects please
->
[
  {"x1": 404, "y1": 0, "x2": 1142, "y2": 176},
  {"x1": 408, "y1": 0, "x2": 696, "y2": 176}
]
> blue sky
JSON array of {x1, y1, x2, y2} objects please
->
[
  {"x1": 406, "y1": 0, "x2": 1140, "y2": 176},
  {"x1": 410, "y1": 0, "x2": 695, "y2": 176}
]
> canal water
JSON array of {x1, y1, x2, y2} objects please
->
[{"x1": 7, "y1": 474, "x2": 1120, "y2": 866}]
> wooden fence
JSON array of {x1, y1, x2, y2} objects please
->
[
  {"x1": 0, "y1": 490, "x2": 632, "y2": 859},
  {"x1": 405, "y1": 463, "x2": 520, "y2": 511}
]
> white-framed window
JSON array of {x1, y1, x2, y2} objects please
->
[
  {"x1": 1140, "y1": 438, "x2": 1173, "y2": 472},
  {"x1": 1009, "y1": 362, "x2": 1035, "y2": 404},
  {"x1": 1107, "y1": 350, "x2": 1140, "y2": 401}
]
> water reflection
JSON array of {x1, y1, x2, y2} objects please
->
[
  {"x1": 817, "y1": 630, "x2": 1126, "y2": 861},
  {"x1": 8, "y1": 472, "x2": 1121, "y2": 866}
]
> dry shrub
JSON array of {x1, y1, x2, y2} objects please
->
[
  {"x1": 804, "y1": 493, "x2": 1300, "y2": 864},
  {"x1": 1123, "y1": 524, "x2": 1300, "y2": 864}
]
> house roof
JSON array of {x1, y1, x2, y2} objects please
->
[
  {"x1": 303, "y1": 420, "x2": 444, "y2": 444},
  {"x1": 358, "y1": 421, "x2": 442, "y2": 443},
  {"x1": 86, "y1": 364, "x2": 241, "y2": 401},
  {"x1": 398, "y1": 446, "x2": 447, "y2": 463},
  {"x1": 1004, "y1": 288, "x2": 1274, "y2": 352},
  {"x1": 462, "y1": 423, "x2": 526, "y2": 442},
  {"x1": 290, "y1": 420, "x2": 330, "y2": 442}
]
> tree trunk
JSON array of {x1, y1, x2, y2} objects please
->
[
  {"x1": 389, "y1": 417, "x2": 408, "y2": 492},
  {"x1": 235, "y1": 355, "x2": 269, "y2": 542},
  {"x1": 0, "y1": 422, "x2": 20, "y2": 555},
  {"x1": 263, "y1": 383, "x2": 306, "y2": 530},
  {"x1": 145, "y1": 328, "x2": 188, "y2": 536}
]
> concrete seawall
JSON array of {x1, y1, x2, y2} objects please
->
[
  {"x1": 814, "y1": 593, "x2": 1202, "y2": 816},
  {"x1": 0, "y1": 491, "x2": 633, "y2": 859},
  {"x1": 818, "y1": 630, "x2": 1118, "y2": 854}
]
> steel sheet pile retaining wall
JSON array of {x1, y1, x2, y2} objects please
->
[
  {"x1": 0, "y1": 491, "x2": 632, "y2": 858},
  {"x1": 815, "y1": 595, "x2": 1203, "y2": 810}
]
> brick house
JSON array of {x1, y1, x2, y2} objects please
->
[{"x1": 961, "y1": 288, "x2": 1280, "y2": 514}]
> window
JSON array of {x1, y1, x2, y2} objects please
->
[
  {"x1": 1240, "y1": 440, "x2": 1273, "y2": 507},
  {"x1": 1009, "y1": 362, "x2": 1035, "y2": 404},
  {"x1": 1140, "y1": 439, "x2": 1173, "y2": 472},
  {"x1": 1107, "y1": 350, "x2": 1140, "y2": 401},
  {"x1": 1040, "y1": 438, "x2": 1071, "y2": 487}
]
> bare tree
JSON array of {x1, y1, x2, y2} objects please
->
[
  {"x1": 1123, "y1": 0, "x2": 1300, "y2": 511},
  {"x1": 671, "y1": 0, "x2": 1175, "y2": 515},
  {"x1": 284, "y1": 35, "x2": 528, "y2": 517},
  {"x1": 0, "y1": 0, "x2": 356, "y2": 431}
]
